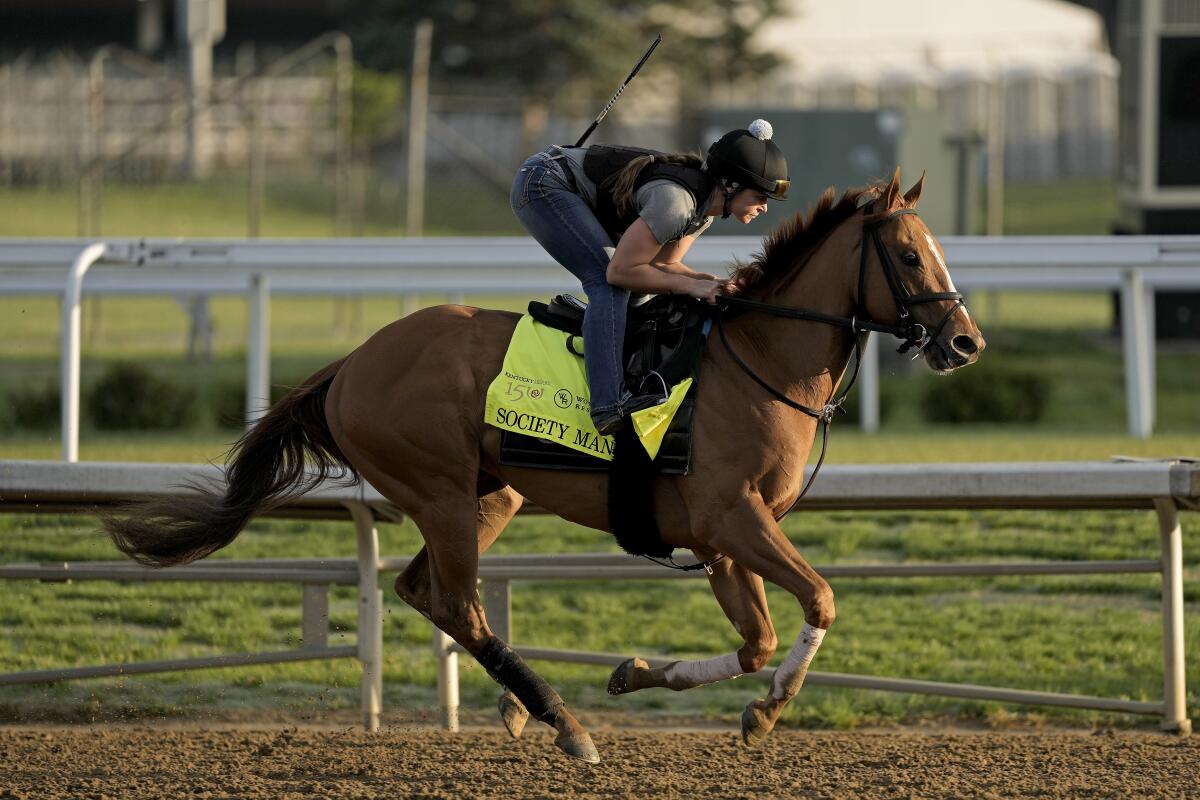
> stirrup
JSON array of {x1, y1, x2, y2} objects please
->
[{"x1": 623, "y1": 392, "x2": 667, "y2": 416}]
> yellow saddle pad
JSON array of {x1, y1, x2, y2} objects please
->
[{"x1": 484, "y1": 316, "x2": 691, "y2": 461}]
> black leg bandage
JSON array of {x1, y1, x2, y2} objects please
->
[{"x1": 477, "y1": 636, "x2": 564, "y2": 725}]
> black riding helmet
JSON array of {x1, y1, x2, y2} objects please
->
[{"x1": 704, "y1": 119, "x2": 790, "y2": 202}]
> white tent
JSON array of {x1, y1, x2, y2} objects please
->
[
  {"x1": 717, "y1": 0, "x2": 1119, "y2": 182},
  {"x1": 754, "y1": 0, "x2": 1110, "y2": 82}
]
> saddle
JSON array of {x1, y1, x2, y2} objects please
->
[
  {"x1": 498, "y1": 293, "x2": 711, "y2": 476},
  {"x1": 494, "y1": 293, "x2": 713, "y2": 561}
]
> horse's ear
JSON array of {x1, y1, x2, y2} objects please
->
[
  {"x1": 883, "y1": 166, "x2": 902, "y2": 208},
  {"x1": 903, "y1": 171, "x2": 926, "y2": 207}
]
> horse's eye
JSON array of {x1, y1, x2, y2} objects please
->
[{"x1": 901, "y1": 252, "x2": 920, "y2": 267}]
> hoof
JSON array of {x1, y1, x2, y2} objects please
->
[
  {"x1": 607, "y1": 657, "x2": 648, "y2": 696},
  {"x1": 554, "y1": 729, "x2": 601, "y2": 765},
  {"x1": 741, "y1": 700, "x2": 774, "y2": 748},
  {"x1": 498, "y1": 691, "x2": 528, "y2": 739}
]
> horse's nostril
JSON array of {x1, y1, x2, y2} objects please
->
[{"x1": 951, "y1": 335, "x2": 978, "y2": 356}]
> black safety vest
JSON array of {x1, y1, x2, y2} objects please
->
[{"x1": 582, "y1": 145, "x2": 716, "y2": 242}]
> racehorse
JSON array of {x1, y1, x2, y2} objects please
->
[{"x1": 104, "y1": 169, "x2": 984, "y2": 764}]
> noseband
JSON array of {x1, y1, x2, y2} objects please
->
[{"x1": 713, "y1": 206, "x2": 968, "y2": 501}]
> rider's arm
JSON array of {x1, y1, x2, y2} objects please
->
[
  {"x1": 606, "y1": 219, "x2": 720, "y2": 299},
  {"x1": 650, "y1": 233, "x2": 719, "y2": 281}
]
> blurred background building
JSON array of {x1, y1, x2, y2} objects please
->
[
  {"x1": 0, "y1": 1, "x2": 1118, "y2": 189},
  {"x1": 1, "y1": 0, "x2": 1195, "y2": 276}
]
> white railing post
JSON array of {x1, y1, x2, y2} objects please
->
[
  {"x1": 1145, "y1": 285, "x2": 1156, "y2": 430},
  {"x1": 346, "y1": 501, "x2": 382, "y2": 733},
  {"x1": 301, "y1": 583, "x2": 329, "y2": 650},
  {"x1": 1119, "y1": 269, "x2": 1153, "y2": 439},
  {"x1": 433, "y1": 626, "x2": 460, "y2": 732},
  {"x1": 60, "y1": 242, "x2": 109, "y2": 462},
  {"x1": 1153, "y1": 498, "x2": 1191, "y2": 735},
  {"x1": 482, "y1": 578, "x2": 512, "y2": 642},
  {"x1": 246, "y1": 273, "x2": 271, "y2": 427},
  {"x1": 406, "y1": 19, "x2": 432, "y2": 237},
  {"x1": 858, "y1": 333, "x2": 880, "y2": 432}
]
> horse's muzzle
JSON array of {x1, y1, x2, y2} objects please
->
[{"x1": 927, "y1": 330, "x2": 985, "y2": 372}]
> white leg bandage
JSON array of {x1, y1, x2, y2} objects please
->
[
  {"x1": 663, "y1": 652, "x2": 743, "y2": 690},
  {"x1": 770, "y1": 623, "x2": 826, "y2": 701}
]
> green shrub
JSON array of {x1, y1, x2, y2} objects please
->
[
  {"x1": 86, "y1": 362, "x2": 198, "y2": 430},
  {"x1": 3, "y1": 380, "x2": 60, "y2": 431},
  {"x1": 921, "y1": 365, "x2": 1051, "y2": 424}
]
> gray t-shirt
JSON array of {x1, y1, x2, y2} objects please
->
[
  {"x1": 634, "y1": 181, "x2": 714, "y2": 244},
  {"x1": 553, "y1": 146, "x2": 714, "y2": 245}
]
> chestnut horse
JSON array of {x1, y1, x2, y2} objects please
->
[{"x1": 105, "y1": 170, "x2": 984, "y2": 764}]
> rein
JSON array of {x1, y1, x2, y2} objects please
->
[{"x1": 715, "y1": 206, "x2": 966, "y2": 503}]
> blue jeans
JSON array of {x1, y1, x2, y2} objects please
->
[{"x1": 510, "y1": 150, "x2": 631, "y2": 417}]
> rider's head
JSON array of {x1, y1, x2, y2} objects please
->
[{"x1": 704, "y1": 119, "x2": 790, "y2": 222}]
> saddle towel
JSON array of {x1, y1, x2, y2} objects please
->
[{"x1": 484, "y1": 315, "x2": 693, "y2": 461}]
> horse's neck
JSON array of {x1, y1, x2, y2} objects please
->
[{"x1": 721, "y1": 219, "x2": 861, "y2": 409}]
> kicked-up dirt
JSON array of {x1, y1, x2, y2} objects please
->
[{"x1": 0, "y1": 724, "x2": 1196, "y2": 799}]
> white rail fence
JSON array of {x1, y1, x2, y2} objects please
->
[
  {"x1": 0, "y1": 459, "x2": 1194, "y2": 734},
  {"x1": 1, "y1": 236, "x2": 1200, "y2": 451}
]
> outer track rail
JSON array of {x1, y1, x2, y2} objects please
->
[
  {"x1": 4, "y1": 235, "x2": 1200, "y2": 438},
  {"x1": 0, "y1": 459, "x2": 1195, "y2": 734}
]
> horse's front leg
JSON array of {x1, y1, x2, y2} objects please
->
[
  {"x1": 704, "y1": 493, "x2": 836, "y2": 747},
  {"x1": 608, "y1": 554, "x2": 777, "y2": 694}
]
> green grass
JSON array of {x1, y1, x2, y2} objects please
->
[
  {"x1": 1001, "y1": 180, "x2": 1120, "y2": 236},
  {"x1": 1, "y1": 506, "x2": 1196, "y2": 729},
  {"x1": 0, "y1": 295, "x2": 531, "y2": 361},
  {"x1": 0, "y1": 291, "x2": 1119, "y2": 360},
  {"x1": 0, "y1": 176, "x2": 1116, "y2": 238},
  {"x1": 0, "y1": 176, "x2": 522, "y2": 238},
  {"x1": 6, "y1": 293, "x2": 1197, "y2": 443},
  {"x1": 3, "y1": 430, "x2": 1199, "y2": 466}
]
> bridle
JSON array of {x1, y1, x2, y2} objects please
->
[
  {"x1": 858, "y1": 208, "x2": 966, "y2": 356},
  {"x1": 715, "y1": 206, "x2": 967, "y2": 500}
]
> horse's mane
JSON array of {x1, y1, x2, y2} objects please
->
[{"x1": 730, "y1": 183, "x2": 883, "y2": 295}]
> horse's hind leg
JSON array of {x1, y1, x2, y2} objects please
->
[
  {"x1": 399, "y1": 487, "x2": 599, "y2": 764},
  {"x1": 393, "y1": 484, "x2": 522, "y2": 621},
  {"x1": 608, "y1": 554, "x2": 777, "y2": 694},
  {"x1": 391, "y1": 485, "x2": 532, "y2": 738}
]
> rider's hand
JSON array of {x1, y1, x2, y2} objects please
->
[{"x1": 686, "y1": 278, "x2": 725, "y2": 305}]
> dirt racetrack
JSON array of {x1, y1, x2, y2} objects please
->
[{"x1": 1, "y1": 723, "x2": 1198, "y2": 799}]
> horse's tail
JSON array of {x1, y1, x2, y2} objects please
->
[{"x1": 104, "y1": 358, "x2": 355, "y2": 567}]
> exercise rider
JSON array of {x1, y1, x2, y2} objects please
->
[{"x1": 510, "y1": 119, "x2": 791, "y2": 435}]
